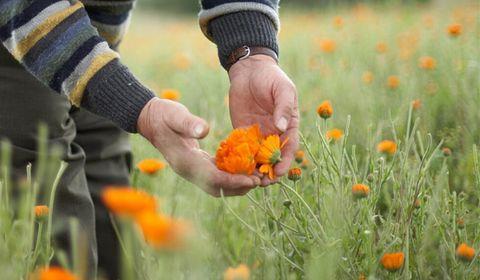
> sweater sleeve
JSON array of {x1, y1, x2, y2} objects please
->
[
  {"x1": 199, "y1": 0, "x2": 280, "y2": 69},
  {"x1": 0, "y1": 0, "x2": 154, "y2": 133}
]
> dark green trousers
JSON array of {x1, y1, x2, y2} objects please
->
[{"x1": 0, "y1": 46, "x2": 131, "y2": 279}]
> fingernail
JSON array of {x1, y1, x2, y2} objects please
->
[
  {"x1": 194, "y1": 124, "x2": 204, "y2": 137},
  {"x1": 277, "y1": 117, "x2": 288, "y2": 132}
]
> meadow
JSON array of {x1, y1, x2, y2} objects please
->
[{"x1": 0, "y1": 1, "x2": 479, "y2": 279}]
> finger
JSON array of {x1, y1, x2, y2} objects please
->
[
  {"x1": 165, "y1": 102, "x2": 210, "y2": 139},
  {"x1": 273, "y1": 80, "x2": 296, "y2": 132},
  {"x1": 275, "y1": 120, "x2": 300, "y2": 177},
  {"x1": 208, "y1": 170, "x2": 259, "y2": 190},
  {"x1": 260, "y1": 177, "x2": 278, "y2": 187}
]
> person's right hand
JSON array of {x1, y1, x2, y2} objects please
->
[{"x1": 137, "y1": 97, "x2": 260, "y2": 197}]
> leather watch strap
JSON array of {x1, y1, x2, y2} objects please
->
[{"x1": 226, "y1": 46, "x2": 278, "y2": 70}]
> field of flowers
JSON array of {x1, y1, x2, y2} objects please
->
[{"x1": 0, "y1": 1, "x2": 479, "y2": 279}]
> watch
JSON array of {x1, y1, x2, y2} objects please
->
[{"x1": 226, "y1": 46, "x2": 278, "y2": 70}]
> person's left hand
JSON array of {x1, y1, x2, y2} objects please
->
[{"x1": 228, "y1": 55, "x2": 299, "y2": 186}]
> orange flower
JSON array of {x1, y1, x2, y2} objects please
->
[
  {"x1": 377, "y1": 140, "x2": 397, "y2": 155},
  {"x1": 300, "y1": 159, "x2": 310, "y2": 170},
  {"x1": 319, "y1": 39, "x2": 336, "y2": 53},
  {"x1": 418, "y1": 56, "x2": 436, "y2": 70},
  {"x1": 381, "y1": 252, "x2": 404, "y2": 272},
  {"x1": 352, "y1": 184, "x2": 370, "y2": 198},
  {"x1": 136, "y1": 212, "x2": 189, "y2": 250},
  {"x1": 216, "y1": 125, "x2": 262, "y2": 175},
  {"x1": 456, "y1": 217, "x2": 465, "y2": 229},
  {"x1": 456, "y1": 243, "x2": 475, "y2": 262},
  {"x1": 326, "y1": 128, "x2": 343, "y2": 142},
  {"x1": 288, "y1": 168, "x2": 302, "y2": 181},
  {"x1": 362, "y1": 71, "x2": 374, "y2": 84},
  {"x1": 102, "y1": 186, "x2": 157, "y2": 217},
  {"x1": 137, "y1": 159, "x2": 166, "y2": 175},
  {"x1": 447, "y1": 23, "x2": 462, "y2": 37},
  {"x1": 172, "y1": 52, "x2": 191, "y2": 70},
  {"x1": 34, "y1": 205, "x2": 49, "y2": 219},
  {"x1": 358, "y1": 273, "x2": 366, "y2": 280},
  {"x1": 224, "y1": 264, "x2": 250, "y2": 280},
  {"x1": 256, "y1": 135, "x2": 288, "y2": 180},
  {"x1": 160, "y1": 89, "x2": 180, "y2": 101},
  {"x1": 411, "y1": 99, "x2": 422, "y2": 110},
  {"x1": 294, "y1": 150, "x2": 305, "y2": 163},
  {"x1": 442, "y1": 147, "x2": 452, "y2": 157},
  {"x1": 317, "y1": 100, "x2": 333, "y2": 119},
  {"x1": 376, "y1": 42, "x2": 388, "y2": 53},
  {"x1": 387, "y1": 75, "x2": 400, "y2": 89},
  {"x1": 35, "y1": 266, "x2": 76, "y2": 280},
  {"x1": 333, "y1": 16, "x2": 344, "y2": 29}
]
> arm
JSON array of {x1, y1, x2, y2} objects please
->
[
  {"x1": 0, "y1": 0, "x2": 259, "y2": 196},
  {"x1": 199, "y1": 0, "x2": 299, "y2": 185}
]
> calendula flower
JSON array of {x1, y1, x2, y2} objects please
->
[
  {"x1": 380, "y1": 252, "x2": 405, "y2": 272},
  {"x1": 447, "y1": 23, "x2": 462, "y2": 37},
  {"x1": 457, "y1": 218, "x2": 465, "y2": 229},
  {"x1": 326, "y1": 128, "x2": 343, "y2": 142},
  {"x1": 102, "y1": 187, "x2": 157, "y2": 217},
  {"x1": 294, "y1": 150, "x2": 305, "y2": 163},
  {"x1": 288, "y1": 168, "x2": 302, "y2": 181},
  {"x1": 376, "y1": 42, "x2": 388, "y2": 53},
  {"x1": 319, "y1": 39, "x2": 336, "y2": 53},
  {"x1": 352, "y1": 184, "x2": 370, "y2": 198},
  {"x1": 411, "y1": 99, "x2": 422, "y2": 110},
  {"x1": 256, "y1": 135, "x2": 288, "y2": 180},
  {"x1": 34, "y1": 205, "x2": 49, "y2": 219},
  {"x1": 442, "y1": 147, "x2": 452, "y2": 157},
  {"x1": 456, "y1": 243, "x2": 475, "y2": 262},
  {"x1": 224, "y1": 264, "x2": 250, "y2": 280},
  {"x1": 414, "y1": 198, "x2": 421, "y2": 209},
  {"x1": 301, "y1": 159, "x2": 310, "y2": 170},
  {"x1": 362, "y1": 71, "x2": 374, "y2": 84},
  {"x1": 137, "y1": 159, "x2": 166, "y2": 175},
  {"x1": 333, "y1": 16, "x2": 344, "y2": 29},
  {"x1": 136, "y1": 212, "x2": 189, "y2": 250},
  {"x1": 172, "y1": 52, "x2": 191, "y2": 70},
  {"x1": 387, "y1": 75, "x2": 400, "y2": 89},
  {"x1": 34, "y1": 266, "x2": 76, "y2": 280},
  {"x1": 358, "y1": 273, "x2": 366, "y2": 280},
  {"x1": 216, "y1": 125, "x2": 262, "y2": 175},
  {"x1": 317, "y1": 100, "x2": 333, "y2": 119},
  {"x1": 377, "y1": 140, "x2": 397, "y2": 155},
  {"x1": 418, "y1": 56, "x2": 436, "y2": 70},
  {"x1": 160, "y1": 89, "x2": 180, "y2": 101}
]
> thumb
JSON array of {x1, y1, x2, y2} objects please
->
[
  {"x1": 273, "y1": 81, "x2": 296, "y2": 132},
  {"x1": 165, "y1": 104, "x2": 209, "y2": 139}
]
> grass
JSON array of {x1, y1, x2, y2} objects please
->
[{"x1": 0, "y1": 1, "x2": 479, "y2": 279}]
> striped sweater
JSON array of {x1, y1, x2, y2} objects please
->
[{"x1": 0, "y1": 0, "x2": 279, "y2": 132}]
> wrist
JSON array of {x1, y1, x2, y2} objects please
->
[
  {"x1": 228, "y1": 54, "x2": 278, "y2": 79},
  {"x1": 137, "y1": 97, "x2": 159, "y2": 141}
]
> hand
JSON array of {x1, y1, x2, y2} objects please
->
[
  {"x1": 137, "y1": 97, "x2": 260, "y2": 197},
  {"x1": 228, "y1": 55, "x2": 299, "y2": 186}
]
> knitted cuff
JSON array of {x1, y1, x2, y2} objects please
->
[
  {"x1": 81, "y1": 59, "x2": 155, "y2": 133},
  {"x1": 208, "y1": 11, "x2": 279, "y2": 70}
]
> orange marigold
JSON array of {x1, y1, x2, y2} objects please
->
[
  {"x1": 294, "y1": 150, "x2": 305, "y2": 163},
  {"x1": 256, "y1": 135, "x2": 288, "y2": 180},
  {"x1": 352, "y1": 184, "x2": 370, "y2": 198},
  {"x1": 137, "y1": 158, "x2": 166, "y2": 175},
  {"x1": 102, "y1": 186, "x2": 157, "y2": 217},
  {"x1": 419, "y1": 56, "x2": 436, "y2": 70},
  {"x1": 387, "y1": 75, "x2": 400, "y2": 89},
  {"x1": 136, "y1": 212, "x2": 189, "y2": 250},
  {"x1": 376, "y1": 42, "x2": 388, "y2": 53},
  {"x1": 216, "y1": 125, "x2": 262, "y2": 175},
  {"x1": 447, "y1": 23, "x2": 462, "y2": 37},
  {"x1": 224, "y1": 264, "x2": 250, "y2": 280},
  {"x1": 288, "y1": 168, "x2": 302, "y2": 181},
  {"x1": 333, "y1": 16, "x2": 344, "y2": 29},
  {"x1": 442, "y1": 147, "x2": 452, "y2": 157},
  {"x1": 172, "y1": 52, "x2": 191, "y2": 70},
  {"x1": 456, "y1": 243, "x2": 475, "y2": 262},
  {"x1": 34, "y1": 205, "x2": 49, "y2": 219},
  {"x1": 300, "y1": 159, "x2": 310, "y2": 170},
  {"x1": 35, "y1": 266, "x2": 76, "y2": 280},
  {"x1": 317, "y1": 100, "x2": 333, "y2": 119},
  {"x1": 380, "y1": 252, "x2": 405, "y2": 272},
  {"x1": 319, "y1": 39, "x2": 336, "y2": 53},
  {"x1": 362, "y1": 71, "x2": 374, "y2": 84},
  {"x1": 326, "y1": 128, "x2": 343, "y2": 142},
  {"x1": 377, "y1": 140, "x2": 397, "y2": 155},
  {"x1": 160, "y1": 89, "x2": 181, "y2": 101},
  {"x1": 412, "y1": 99, "x2": 422, "y2": 110}
]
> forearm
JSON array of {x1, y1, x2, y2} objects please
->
[
  {"x1": 0, "y1": 0, "x2": 153, "y2": 132},
  {"x1": 199, "y1": 0, "x2": 280, "y2": 69}
]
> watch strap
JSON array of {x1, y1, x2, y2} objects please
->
[{"x1": 226, "y1": 46, "x2": 278, "y2": 70}]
